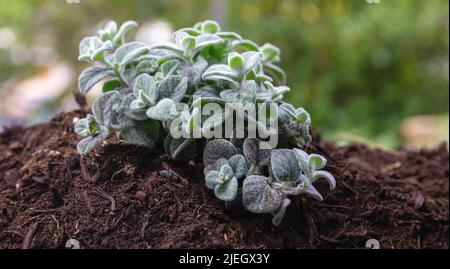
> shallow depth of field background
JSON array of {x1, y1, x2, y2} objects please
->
[{"x1": 0, "y1": 0, "x2": 448, "y2": 148}]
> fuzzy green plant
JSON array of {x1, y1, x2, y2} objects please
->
[{"x1": 74, "y1": 20, "x2": 336, "y2": 225}]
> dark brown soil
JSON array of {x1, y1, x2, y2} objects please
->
[{"x1": 0, "y1": 110, "x2": 448, "y2": 249}]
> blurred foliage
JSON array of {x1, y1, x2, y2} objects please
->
[{"x1": 0, "y1": 0, "x2": 448, "y2": 146}]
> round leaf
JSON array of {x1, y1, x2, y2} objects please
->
[
  {"x1": 270, "y1": 149, "x2": 301, "y2": 182},
  {"x1": 242, "y1": 175, "x2": 283, "y2": 213},
  {"x1": 228, "y1": 154, "x2": 247, "y2": 179},
  {"x1": 214, "y1": 177, "x2": 238, "y2": 202},
  {"x1": 308, "y1": 154, "x2": 327, "y2": 171},
  {"x1": 205, "y1": 171, "x2": 222, "y2": 189},
  {"x1": 146, "y1": 98, "x2": 177, "y2": 121},
  {"x1": 203, "y1": 139, "x2": 237, "y2": 168}
]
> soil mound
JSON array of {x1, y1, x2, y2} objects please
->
[{"x1": 0, "y1": 110, "x2": 448, "y2": 248}]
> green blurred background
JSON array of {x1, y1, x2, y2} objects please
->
[{"x1": 0, "y1": 0, "x2": 448, "y2": 148}]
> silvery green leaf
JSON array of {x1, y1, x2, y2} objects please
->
[
  {"x1": 308, "y1": 154, "x2": 327, "y2": 171},
  {"x1": 292, "y1": 148, "x2": 309, "y2": 172},
  {"x1": 241, "y1": 79, "x2": 257, "y2": 94},
  {"x1": 264, "y1": 63, "x2": 287, "y2": 85},
  {"x1": 295, "y1": 108, "x2": 311, "y2": 125},
  {"x1": 285, "y1": 122, "x2": 312, "y2": 147},
  {"x1": 157, "y1": 75, "x2": 188, "y2": 102},
  {"x1": 130, "y1": 99, "x2": 146, "y2": 111},
  {"x1": 201, "y1": 20, "x2": 220, "y2": 34},
  {"x1": 260, "y1": 43, "x2": 281, "y2": 63},
  {"x1": 146, "y1": 98, "x2": 177, "y2": 121},
  {"x1": 74, "y1": 114, "x2": 97, "y2": 137},
  {"x1": 194, "y1": 85, "x2": 220, "y2": 97},
  {"x1": 242, "y1": 51, "x2": 262, "y2": 74},
  {"x1": 176, "y1": 28, "x2": 201, "y2": 37},
  {"x1": 255, "y1": 73, "x2": 273, "y2": 83},
  {"x1": 152, "y1": 42, "x2": 184, "y2": 54},
  {"x1": 220, "y1": 88, "x2": 255, "y2": 105},
  {"x1": 174, "y1": 31, "x2": 189, "y2": 47},
  {"x1": 219, "y1": 89, "x2": 237, "y2": 103},
  {"x1": 301, "y1": 185, "x2": 323, "y2": 201},
  {"x1": 272, "y1": 198, "x2": 291, "y2": 226},
  {"x1": 101, "y1": 93, "x2": 123, "y2": 129},
  {"x1": 160, "y1": 59, "x2": 180, "y2": 77},
  {"x1": 232, "y1": 39, "x2": 259, "y2": 51},
  {"x1": 278, "y1": 103, "x2": 296, "y2": 124},
  {"x1": 243, "y1": 138, "x2": 271, "y2": 167},
  {"x1": 312, "y1": 170, "x2": 336, "y2": 190},
  {"x1": 114, "y1": 42, "x2": 149, "y2": 66},
  {"x1": 193, "y1": 96, "x2": 224, "y2": 108},
  {"x1": 120, "y1": 119, "x2": 159, "y2": 148},
  {"x1": 214, "y1": 158, "x2": 229, "y2": 171},
  {"x1": 193, "y1": 22, "x2": 202, "y2": 31},
  {"x1": 121, "y1": 68, "x2": 138, "y2": 85},
  {"x1": 78, "y1": 36, "x2": 104, "y2": 62},
  {"x1": 265, "y1": 81, "x2": 289, "y2": 101},
  {"x1": 77, "y1": 131, "x2": 109, "y2": 156},
  {"x1": 113, "y1": 20, "x2": 138, "y2": 45},
  {"x1": 256, "y1": 91, "x2": 272, "y2": 102},
  {"x1": 217, "y1": 32, "x2": 242, "y2": 41},
  {"x1": 205, "y1": 171, "x2": 222, "y2": 189},
  {"x1": 136, "y1": 59, "x2": 158, "y2": 74},
  {"x1": 195, "y1": 34, "x2": 224, "y2": 51},
  {"x1": 214, "y1": 177, "x2": 238, "y2": 202},
  {"x1": 98, "y1": 21, "x2": 118, "y2": 41},
  {"x1": 219, "y1": 163, "x2": 234, "y2": 180},
  {"x1": 181, "y1": 35, "x2": 196, "y2": 50},
  {"x1": 78, "y1": 66, "x2": 114, "y2": 95},
  {"x1": 92, "y1": 91, "x2": 117, "y2": 126},
  {"x1": 242, "y1": 175, "x2": 283, "y2": 213},
  {"x1": 74, "y1": 119, "x2": 91, "y2": 137},
  {"x1": 271, "y1": 149, "x2": 301, "y2": 182},
  {"x1": 228, "y1": 154, "x2": 247, "y2": 179},
  {"x1": 132, "y1": 73, "x2": 157, "y2": 104},
  {"x1": 203, "y1": 75, "x2": 239, "y2": 87},
  {"x1": 121, "y1": 93, "x2": 147, "y2": 120},
  {"x1": 177, "y1": 58, "x2": 208, "y2": 86},
  {"x1": 203, "y1": 139, "x2": 237, "y2": 168},
  {"x1": 91, "y1": 40, "x2": 113, "y2": 61},
  {"x1": 202, "y1": 64, "x2": 239, "y2": 81},
  {"x1": 228, "y1": 52, "x2": 245, "y2": 72}
]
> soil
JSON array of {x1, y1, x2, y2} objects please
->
[{"x1": 0, "y1": 109, "x2": 448, "y2": 249}]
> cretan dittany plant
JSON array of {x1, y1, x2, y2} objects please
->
[{"x1": 74, "y1": 20, "x2": 336, "y2": 225}]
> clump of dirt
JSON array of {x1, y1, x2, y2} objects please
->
[{"x1": 0, "y1": 110, "x2": 448, "y2": 249}]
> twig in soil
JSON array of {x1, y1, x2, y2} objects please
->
[
  {"x1": 316, "y1": 204, "x2": 354, "y2": 210},
  {"x1": 173, "y1": 191, "x2": 184, "y2": 214},
  {"x1": 80, "y1": 158, "x2": 94, "y2": 182},
  {"x1": 82, "y1": 190, "x2": 94, "y2": 214},
  {"x1": 30, "y1": 208, "x2": 58, "y2": 214},
  {"x1": 93, "y1": 187, "x2": 116, "y2": 212},
  {"x1": 81, "y1": 157, "x2": 112, "y2": 182},
  {"x1": 22, "y1": 222, "x2": 39, "y2": 249},
  {"x1": 51, "y1": 215, "x2": 60, "y2": 230},
  {"x1": 140, "y1": 216, "x2": 149, "y2": 239},
  {"x1": 299, "y1": 198, "x2": 318, "y2": 246},
  {"x1": 4, "y1": 230, "x2": 25, "y2": 238},
  {"x1": 319, "y1": 235, "x2": 345, "y2": 245},
  {"x1": 380, "y1": 161, "x2": 402, "y2": 174}
]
